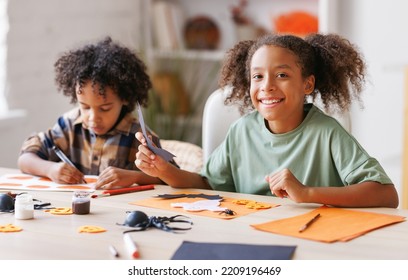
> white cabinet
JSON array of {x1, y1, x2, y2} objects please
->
[{"x1": 140, "y1": 0, "x2": 325, "y2": 145}]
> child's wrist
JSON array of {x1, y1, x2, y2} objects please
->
[
  {"x1": 302, "y1": 186, "x2": 314, "y2": 203},
  {"x1": 159, "y1": 162, "x2": 179, "y2": 182}
]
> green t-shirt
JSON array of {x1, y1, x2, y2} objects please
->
[{"x1": 200, "y1": 104, "x2": 392, "y2": 195}]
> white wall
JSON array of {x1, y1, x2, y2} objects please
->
[
  {"x1": 1, "y1": 0, "x2": 143, "y2": 168},
  {"x1": 336, "y1": 0, "x2": 407, "y2": 202}
]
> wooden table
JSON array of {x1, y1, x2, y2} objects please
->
[{"x1": 1, "y1": 168, "x2": 407, "y2": 260}]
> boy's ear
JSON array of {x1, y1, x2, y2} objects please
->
[{"x1": 304, "y1": 75, "x2": 315, "y2": 95}]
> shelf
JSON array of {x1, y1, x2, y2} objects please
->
[
  {"x1": 150, "y1": 49, "x2": 225, "y2": 61},
  {"x1": 146, "y1": 112, "x2": 203, "y2": 145}
]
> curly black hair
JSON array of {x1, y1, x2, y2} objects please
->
[
  {"x1": 219, "y1": 33, "x2": 366, "y2": 114},
  {"x1": 54, "y1": 37, "x2": 152, "y2": 111}
]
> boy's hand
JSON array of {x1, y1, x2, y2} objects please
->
[
  {"x1": 266, "y1": 168, "x2": 308, "y2": 203},
  {"x1": 48, "y1": 162, "x2": 85, "y2": 184},
  {"x1": 95, "y1": 167, "x2": 135, "y2": 189}
]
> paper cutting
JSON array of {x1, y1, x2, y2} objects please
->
[
  {"x1": 78, "y1": 225, "x2": 106, "y2": 233},
  {"x1": 131, "y1": 191, "x2": 280, "y2": 219},
  {"x1": 137, "y1": 103, "x2": 175, "y2": 162},
  {"x1": 232, "y1": 199, "x2": 273, "y2": 209},
  {"x1": 0, "y1": 174, "x2": 97, "y2": 192},
  {"x1": 0, "y1": 224, "x2": 23, "y2": 233},
  {"x1": 45, "y1": 207, "x2": 73, "y2": 215},
  {"x1": 171, "y1": 199, "x2": 226, "y2": 212},
  {"x1": 156, "y1": 193, "x2": 223, "y2": 200}
]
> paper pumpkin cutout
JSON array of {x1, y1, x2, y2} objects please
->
[
  {"x1": 78, "y1": 225, "x2": 106, "y2": 233},
  {"x1": 232, "y1": 199, "x2": 272, "y2": 209},
  {"x1": 83, "y1": 177, "x2": 97, "y2": 184},
  {"x1": 26, "y1": 185, "x2": 50, "y2": 189},
  {"x1": 0, "y1": 224, "x2": 23, "y2": 232},
  {"x1": 245, "y1": 201, "x2": 272, "y2": 209},
  {"x1": 7, "y1": 175, "x2": 33, "y2": 180},
  {"x1": 39, "y1": 177, "x2": 52, "y2": 182},
  {"x1": 231, "y1": 199, "x2": 253, "y2": 205},
  {"x1": 45, "y1": 207, "x2": 73, "y2": 215},
  {"x1": 0, "y1": 183, "x2": 23, "y2": 187},
  {"x1": 171, "y1": 199, "x2": 226, "y2": 212}
]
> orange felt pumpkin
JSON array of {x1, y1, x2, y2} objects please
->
[
  {"x1": 0, "y1": 224, "x2": 23, "y2": 232},
  {"x1": 45, "y1": 207, "x2": 73, "y2": 215},
  {"x1": 78, "y1": 225, "x2": 106, "y2": 233}
]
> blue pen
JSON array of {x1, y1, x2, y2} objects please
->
[{"x1": 52, "y1": 145, "x2": 87, "y2": 184}]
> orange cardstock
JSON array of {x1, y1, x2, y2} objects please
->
[
  {"x1": 0, "y1": 174, "x2": 97, "y2": 192},
  {"x1": 130, "y1": 192, "x2": 280, "y2": 219},
  {"x1": 251, "y1": 205, "x2": 406, "y2": 243}
]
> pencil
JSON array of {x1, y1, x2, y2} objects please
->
[
  {"x1": 91, "y1": 185, "x2": 155, "y2": 198},
  {"x1": 298, "y1": 213, "x2": 321, "y2": 233},
  {"x1": 52, "y1": 145, "x2": 87, "y2": 184}
]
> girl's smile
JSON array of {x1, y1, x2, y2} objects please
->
[
  {"x1": 258, "y1": 97, "x2": 285, "y2": 106},
  {"x1": 250, "y1": 45, "x2": 314, "y2": 134}
]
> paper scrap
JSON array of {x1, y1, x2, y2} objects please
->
[{"x1": 171, "y1": 199, "x2": 226, "y2": 212}]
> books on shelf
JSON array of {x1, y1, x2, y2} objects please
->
[{"x1": 151, "y1": 1, "x2": 185, "y2": 50}]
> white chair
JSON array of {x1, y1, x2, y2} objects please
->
[{"x1": 202, "y1": 87, "x2": 241, "y2": 163}]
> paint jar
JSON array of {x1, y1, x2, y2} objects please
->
[
  {"x1": 14, "y1": 193, "x2": 34, "y2": 220},
  {"x1": 72, "y1": 191, "x2": 91, "y2": 215}
]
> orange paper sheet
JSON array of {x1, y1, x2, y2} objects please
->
[
  {"x1": 0, "y1": 174, "x2": 97, "y2": 192},
  {"x1": 130, "y1": 192, "x2": 280, "y2": 219},
  {"x1": 251, "y1": 205, "x2": 406, "y2": 243}
]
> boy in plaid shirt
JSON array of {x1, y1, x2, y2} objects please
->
[{"x1": 19, "y1": 37, "x2": 169, "y2": 189}]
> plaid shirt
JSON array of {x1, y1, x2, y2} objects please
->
[{"x1": 20, "y1": 107, "x2": 162, "y2": 175}]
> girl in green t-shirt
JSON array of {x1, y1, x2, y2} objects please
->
[{"x1": 135, "y1": 34, "x2": 399, "y2": 208}]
